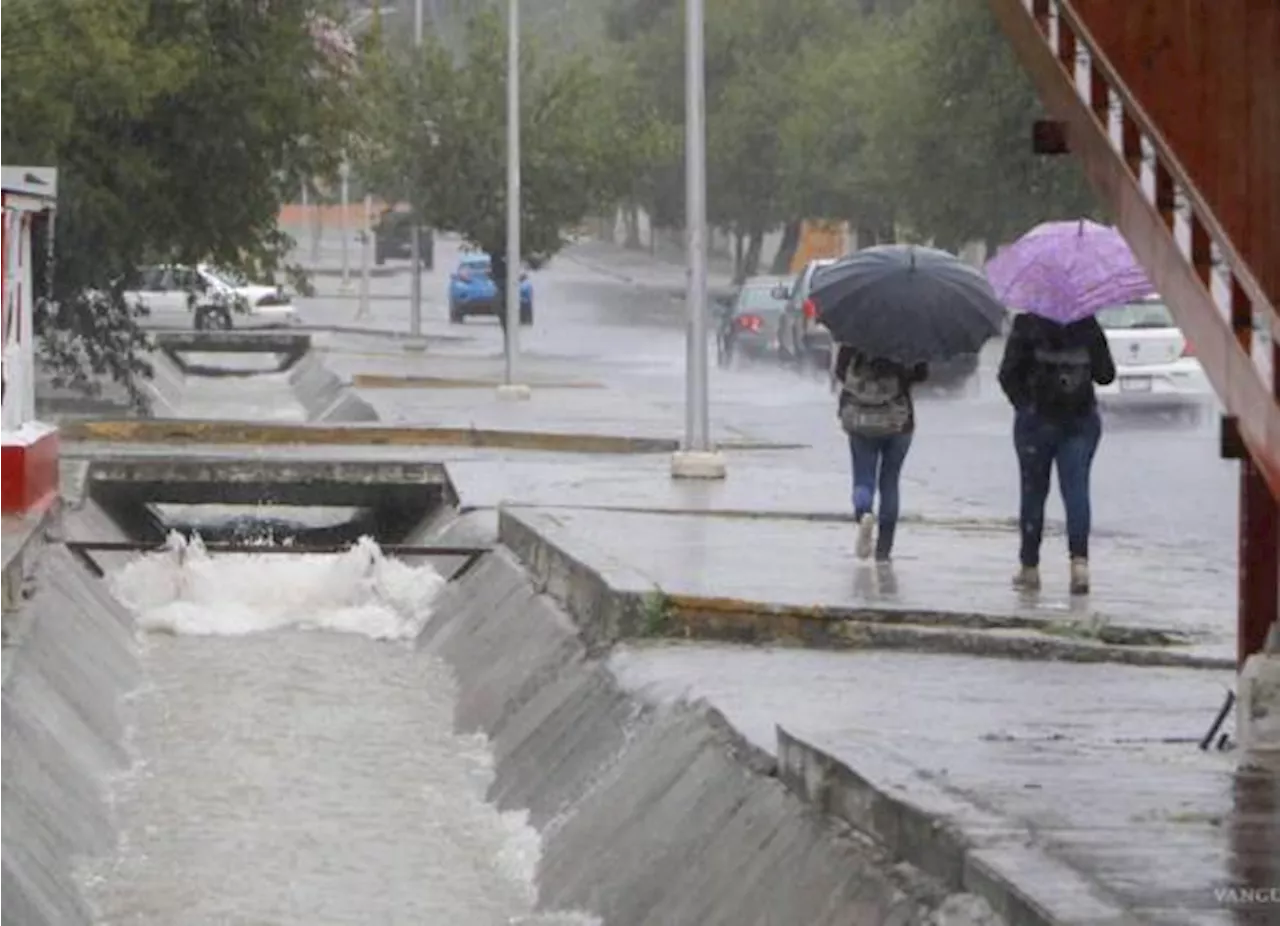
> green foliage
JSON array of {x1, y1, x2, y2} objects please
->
[
  {"x1": 361, "y1": 8, "x2": 653, "y2": 270},
  {"x1": 854, "y1": 0, "x2": 1099, "y2": 250},
  {"x1": 2, "y1": 0, "x2": 357, "y2": 401},
  {"x1": 639, "y1": 587, "x2": 675, "y2": 636},
  {"x1": 604, "y1": 0, "x2": 1100, "y2": 256}
]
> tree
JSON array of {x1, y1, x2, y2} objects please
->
[
  {"x1": 2, "y1": 0, "x2": 357, "y2": 402},
  {"x1": 364, "y1": 8, "x2": 648, "y2": 290},
  {"x1": 602, "y1": 0, "x2": 875, "y2": 278},
  {"x1": 854, "y1": 0, "x2": 1100, "y2": 251}
]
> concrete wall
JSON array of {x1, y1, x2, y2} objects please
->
[
  {"x1": 1, "y1": 545, "x2": 141, "y2": 926},
  {"x1": 286, "y1": 352, "x2": 378, "y2": 423},
  {"x1": 419, "y1": 550, "x2": 984, "y2": 925}
]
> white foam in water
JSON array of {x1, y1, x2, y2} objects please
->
[
  {"x1": 111, "y1": 532, "x2": 447, "y2": 639},
  {"x1": 93, "y1": 535, "x2": 602, "y2": 925}
]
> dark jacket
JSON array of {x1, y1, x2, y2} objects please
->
[
  {"x1": 998, "y1": 313, "x2": 1116, "y2": 418},
  {"x1": 834, "y1": 346, "x2": 928, "y2": 432}
]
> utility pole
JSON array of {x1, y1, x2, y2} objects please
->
[
  {"x1": 404, "y1": 0, "x2": 427, "y2": 349},
  {"x1": 670, "y1": 0, "x2": 724, "y2": 478},
  {"x1": 358, "y1": 193, "x2": 372, "y2": 318},
  {"x1": 497, "y1": 0, "x2": 530, "y2": 400},
  {"x1": 339, "y1": 158, "x2": 351, "y2": 290},
  {"x1": 300, "y1": 181, "x2": 310, "y2": 262}
]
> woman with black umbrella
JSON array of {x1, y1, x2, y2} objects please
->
[
  {"x1": 834, "y1": 346, "x2": 929, "y2": 561},
  {"x1": 813, "y1": 245, "x2": 1005, "y2": 563}
]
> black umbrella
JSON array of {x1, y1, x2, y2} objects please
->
[{"x1": 811, "y1": 244, "x2": 1005, "y2": 364}]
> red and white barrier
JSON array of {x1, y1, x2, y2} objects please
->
[{"x1": 2, "y1": 166, "x2": 59, "y2": 517}]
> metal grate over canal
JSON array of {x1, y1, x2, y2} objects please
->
[{"x1": 78, "y1": 535, "x2": 597, "y2": 926}]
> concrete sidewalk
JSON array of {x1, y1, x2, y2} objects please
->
[
  {"x1": 612, "y1": 644, "x2": 1272, "y2": 926},
  {"x1": 503, "y1": 506, "x2": 1234, "y2": 664}
]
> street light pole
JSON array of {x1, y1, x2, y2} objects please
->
[
  {"x1": 497, "y1": 0, "x2": 530, "y2": 400},
  {"x1": 358, "y1": 192, "x2": 372, "y2": 318},
  {"x1": 671, "y1": 0, "x2": 724, "y2": 478},
  {"x1": 339, "y1": 157, "x2": 351, "y2": 290},
  {"x1": 407, "y1": 0, "x2": 425, "y2": 344}
]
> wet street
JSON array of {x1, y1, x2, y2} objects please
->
[{"x1": 294, "y1": 235, "x2": 1238, "y2": 577}]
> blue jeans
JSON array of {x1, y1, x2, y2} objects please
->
[
  {"x1": 1014, "y1": 407, "x2": 1102, "y2": 567},
  {"x1": 848, "y1": 432, "x2": 913, "y2": 559}
]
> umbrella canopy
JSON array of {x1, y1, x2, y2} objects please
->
[
  {"x1": 810, "y1": 244, "x2": 1005, "y2": 364},
  {"x1": 984, "y1": 219, "x2": 1154, "y2": 324}
]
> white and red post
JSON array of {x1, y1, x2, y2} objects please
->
[{"x1": 2, "y1": 166, "x2": 59, "y2": 517}]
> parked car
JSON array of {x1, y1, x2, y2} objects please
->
[
  {"x1": 775, "y1": 258, "x2": 837, "y2": 373},
  {"x1": 1093, "y1": 296, "x2": 1212, "y2": 421},
  {"x1": 448, "y1": 253, "x2": 532, "y2": 325},
  {"x1": 716, "y1": 276, "x2": 789, "y2": 367},
  {"x1": 373, "y1": 209, "x2": 433, "y2": 268},
  {"x1": 125, "y1": 264, "x2": 297, "y2": 330}
]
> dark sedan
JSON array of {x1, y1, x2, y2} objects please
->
[
  {"x1": 373, "y1": 209, "x2": 434, "y2": 268},
  {"x1": 716, "y1": 276, "x2": 789, "y2": 366}
]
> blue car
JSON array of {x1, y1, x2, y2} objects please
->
[{"x1": 448, "y1": 252, "x2": 533, "y2": 325}]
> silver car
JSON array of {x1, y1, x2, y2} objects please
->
[{"x1": 774, "y1": 258, "x2": 837, "y2": 373}]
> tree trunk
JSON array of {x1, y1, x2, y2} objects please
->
[
  {"x1": 623, "y1": 205, "x2": 642, "y2": 249},
  {"x1": 743, "y1": 226, "x2": 764, "y2": 278},
  {"x1": 733, "y1": 230, "x2": 746, "y2": 284},
  {"x1": 770, "y1": 219, "x2": 802, "y2": 275}
]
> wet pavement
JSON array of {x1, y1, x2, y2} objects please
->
[
  {"x1": 291, "y1": 237, "x2": 1237, "y2": 569},
  {"x1": 610, "y1": 643, "x2": 1279, "y2": 926}
]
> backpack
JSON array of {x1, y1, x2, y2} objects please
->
[
  {"x1": 1029, "y1": 340, "x2": 1092, "y2": 414},
  {"x1": 840, "y1": 357, "x2": 912, "y2": 437}
]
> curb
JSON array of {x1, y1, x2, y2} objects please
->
[
  {"x1": 496, "y1": 507, "x2": 1232, "y2": 670},
  {"x1": 294, "y1": 324, "x2": 473, "y2": 344},
  {"x1": 297, "y1": 266, "x2": 405, "y2": 279},
  {"x1": 775, "y1": 728, "x2": 1136, "y2": 926},
  {"x1": 351, "y1": 373, "x2": 607, "y2": 390},
  {"x1": 563, "y1": 250, "x2": 737, "y2": 299},
  {"x1": 59, "y1": 418, "x2": 682, "y2": 455}
]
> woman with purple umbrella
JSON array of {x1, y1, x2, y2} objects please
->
[{"x1": 987, "y1": 220, "x2": 1150, "y2": 595}]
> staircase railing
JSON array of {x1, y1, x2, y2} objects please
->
[{"x1": 988, "y1": 0, "x2": 1280, "y2": 499}]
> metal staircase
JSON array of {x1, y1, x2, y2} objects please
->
[{"x1": 987, "y1": 0, "x2": 1279, "y2": 665}]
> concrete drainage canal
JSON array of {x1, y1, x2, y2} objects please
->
[{"x1": 4, "y1": 456, "x2": 990, "y2": 926}]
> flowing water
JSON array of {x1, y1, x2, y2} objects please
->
[{"x1": 80, "y1": 535, "x2": 597, "y2": 926}]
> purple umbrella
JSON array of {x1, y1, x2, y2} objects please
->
[{"x1": 984, "y1": 219, "x2": 1155, "y2": 324}]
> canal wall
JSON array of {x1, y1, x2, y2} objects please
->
[
  {"x1": 1, "y1": 543, "x2": 140, "y2": 926},
  {"x1": 420, "y1": 549, "x2": 991, "y2": 925}
]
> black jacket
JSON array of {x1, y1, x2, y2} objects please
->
[
  {"x1": 998, "y1": 313, "x2": 1116, "y2": 417},
  {"x1": 834, "y1": 346, "x2": 928, "y2": 430}
]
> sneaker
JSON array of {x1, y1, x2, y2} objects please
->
[
  {"x1": 855, "y1": 513, "x2": 875, "y2": 560},
  {"x1": 1069, "y1": 558, "x2": 1090, "y2": 595},
  {"x1": 1012, "y1": 565, "x2": 1041, "y2": 591}
]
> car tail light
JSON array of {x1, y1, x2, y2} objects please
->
[
  {"x1": 1182, "y1": 339, "x2": 1194, "y2": 357},
  {"x1": 458, "y1": 268, "x2": 472, "y2": 282},
  {"x1": 802, "y1": 298, "x2": 817, "y2": 321},
  {"x1": 736, "y1": 314, "x2": 763, "y2": 332}
]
